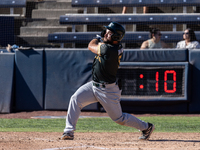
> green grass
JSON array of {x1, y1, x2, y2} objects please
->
[{"x1": 0, "y1": 116, "x2": 200, "y2": 133}]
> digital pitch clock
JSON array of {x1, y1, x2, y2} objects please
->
[{"x1": 117, "y1": 62, "x2": 188, "y2": 101}]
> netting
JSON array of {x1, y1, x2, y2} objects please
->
[{"x1": 0, "y1": 0, "x2": 200, "y2": 49}]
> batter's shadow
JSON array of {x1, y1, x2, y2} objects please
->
[{"x1": 149, "y1": 139, "x2": 200, "y2": 143}]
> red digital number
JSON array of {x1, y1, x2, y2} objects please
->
[
  {"x1": 155, "y1": 72, "x2": 159, "y2": 92},
  {"x1": 164, "y1": 70, "x2": 176, "y2": 93}
]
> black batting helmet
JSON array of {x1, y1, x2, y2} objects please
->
[{"x1": 103, "y1": 22, "x2": 125, "y2": 41}]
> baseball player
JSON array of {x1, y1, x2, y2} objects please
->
[{"x1": 61, "y1": 22, "x2": 155, "y2": 140}]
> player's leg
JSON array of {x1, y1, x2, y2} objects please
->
[
  {"x1": 94, "y1": 83, "x2": 148, "y2": 130},
  {"x1": 94, "y1": 83, "x2": 154, "y2": 140},
  {"x1": 62, "y1": 81, "x2": 98, "y2": 140}
]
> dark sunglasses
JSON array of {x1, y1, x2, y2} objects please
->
[{"x1": 183, "y1": 32, "x2": 189, "y2": 35}]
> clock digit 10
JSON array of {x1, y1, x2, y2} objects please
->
[
  {"x1": 117, "y1": 62, "x2": 188, "y2": 100},
  {"x1": 156, "y1": 70, "x2": 176, "y2": 93}
]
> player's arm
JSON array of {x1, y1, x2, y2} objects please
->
[
  {"x1": 88, "y1": 39, "x2": 103, "y2": 55},
  {"x1": 140, "y1": 41, "x2": 148, "y2": 49}
]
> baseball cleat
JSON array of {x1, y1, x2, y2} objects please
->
[
  {"x1": 139, "y1": 122, "x2": 155, "y2": 140},
  {"x1": 61, "y1": 132, "x2": 74, "y2": 140}
]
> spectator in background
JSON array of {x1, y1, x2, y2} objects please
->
[
  {"x1": 122, "y1": 6, "x2": 149, "y2": 14},
  {"x1": 140, "y1": 28, "x2": 168, "y2": 49},
  {"x1": 143, "y1": 6, "x2": 148, "y2": 14},
  {"x1": 122, "y1": 6, "x2": 127, "y2": 14},
  {"x1": 122, "y1": 6, "x2": 168, "y2": 14},
  {"x1": 176, "y1": 28, "x2": 200, "y2": 49}
]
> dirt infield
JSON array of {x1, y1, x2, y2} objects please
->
[
  {"x1": 1, "y1": 132, "x2": 200, "y2": 150},
  {"x1": 1, "y1": 111, "x2": 200, "y2": 150}
]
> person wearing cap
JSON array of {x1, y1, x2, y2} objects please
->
[{"x1": 61, "y1": 22, "x2": 155, "y2": 141}]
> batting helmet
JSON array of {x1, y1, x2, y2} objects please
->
[{"x1": 102, "y1": 22, "x2": 125, "y2": 41}]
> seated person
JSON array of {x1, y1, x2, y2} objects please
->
[
  {"x1": 176, "y1": 28, "x2": 200, "y2": 49},
  {"x1": 140, "y1": 28, "x2": 168, "y2": 49}
]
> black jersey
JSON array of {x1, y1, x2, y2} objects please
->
[{"x1": 92, "y1": 43, "x2": 123, "y2": 84}]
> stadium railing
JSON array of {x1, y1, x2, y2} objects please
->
[{"x1": 0, "y1": 0, "x2": 27, "y2": 16}]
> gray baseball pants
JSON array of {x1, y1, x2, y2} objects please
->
[{"x1": 64, "y1": 81, "x2": 148, "y2": 134}]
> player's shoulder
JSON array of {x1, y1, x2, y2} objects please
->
[
  {"x1": 100, "y1": 43, "x2": 109, "y2": 50},
  {"x1": 101, "y1": 43, "x2": 118, "y2": 50}
]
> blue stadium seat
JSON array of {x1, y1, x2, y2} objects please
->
[
  {"x1": 48, "y1": 31, "x2": 200, "y2": 44},
  {"x1": 0, "y1": 0, "x2": 26, "y2": 15},
  {"x1": 72, "y1": 0, "x2": 200, "y2": 7},
  {"x1": 0, "y1": 0, "x2": 26, "y2": 8}
]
